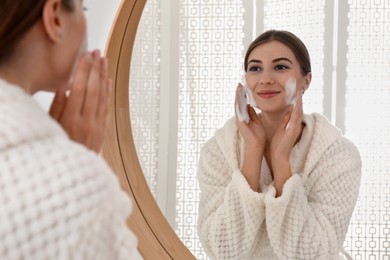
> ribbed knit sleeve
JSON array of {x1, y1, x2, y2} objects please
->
[
  {"x1": 197, "y1": 137, "x2": 265, "y2": 260},
  {"x1": 0, "y1": 80, "x2": 142, "y2": 259},
  {"x1": 263, "y1": 137, "x2": 361, "y2": 259},
  {"x1": 0, "y1": 138, "x2": 142, "y2": 260}
]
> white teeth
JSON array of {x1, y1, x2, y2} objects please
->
[{"x1": 285, "y1": 77, "x2": 297, "y2": 106}]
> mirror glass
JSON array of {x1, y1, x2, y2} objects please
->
[{"x1": 127, "y1": 0, "x2": 390, "y2": 258}]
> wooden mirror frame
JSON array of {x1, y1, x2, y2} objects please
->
[{"x1": 101, "y1": 0, "x2": 195, "y2": 259}]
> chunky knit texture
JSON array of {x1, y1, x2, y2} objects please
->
[
  {"x1": 197, "y1": 113, "x2": 361, "y2": 260},
  {"x1": 0, "y1": 79, "x2": 142, "y2": 259}
]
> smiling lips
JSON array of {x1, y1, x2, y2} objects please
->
[{"x1": 257, "y1": 90, "x2": 280, "y2": 99}]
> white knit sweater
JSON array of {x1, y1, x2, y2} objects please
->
[
  {"x1": 0, "y1": 79, "x2": 142, "y2": 259},
  {"x1": 197, "y1": 113, "x2": 361, "y2": 260}
]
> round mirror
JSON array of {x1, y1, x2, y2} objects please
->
[
  {"x1": 103, "y1": 0, "x2": 390, "y2": 259},
  {"x1": 125, "y1": 1, "x2": 249, "y2": 258},
  {"x1": 101, "y1": 0, "x2": 194, "y2": 258}
]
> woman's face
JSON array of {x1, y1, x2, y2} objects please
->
[
  {"x1": 245, "y1": 40, "x2": 310, "y2": 113},
  {"x1": 54, "y1": 0, "x2": 87, "y2": 89}
]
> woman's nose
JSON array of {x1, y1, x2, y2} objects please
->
[{"x1": 259, "y1": 72, "x2": 275, "y2": 85}]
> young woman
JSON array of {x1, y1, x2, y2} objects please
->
[
  {"x1": 0, "y1": 0, "x2": 141, "y2": 258},
  {"x1": 197, "y1": 30, "x2": 361, "y2": 259}
]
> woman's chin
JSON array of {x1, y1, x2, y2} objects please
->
[
  {"x1": 257, "y1": 103, "x2": 293, "y2": 113},
  {"x1": 286, "y1": 103, "x2": 294, "y2": 110}
]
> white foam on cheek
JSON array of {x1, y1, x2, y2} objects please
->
[
  {"x1": 285, "y1": 77, "x2": 297, "y2": 106},
  {"x1": 77, "y1": 34, "x2": 88, "y2": 61},
  {"x1": 241, "y1": 77, "x2": 257, "y2": 107},
  {"x1": 80, "y1": 34, "x2": 88, "y2": 53},
  {"x1": 235, "y1": 104, "x2": 246, "y2": 123},
  {"x1": 236, "y1": 87, "x2": 250, "y2": 123},
  {"x1": 68, "y1": 34, "x2": 89, "y2": 89},
  {"x1": 244, "y1": 84, "x2": 257, "y2": 107}
]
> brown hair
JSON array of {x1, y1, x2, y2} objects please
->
[
  {"x1": 0, "y1": 0, "x2": 74, "y2": 62},
  {"x1": 244, "y1": 30, "x2": 311, "y2": 76}
]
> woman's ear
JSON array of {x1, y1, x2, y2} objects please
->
[
  {"x1": 303, "y1": 72, "x2": 312, "y2": 91},
  {"x1": 42, "y1": 0, "x2": 64, "y2": 43}
]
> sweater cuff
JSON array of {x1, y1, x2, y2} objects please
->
[
  {"x1": 232, "y1": 169, "x2": 264, "y2": 201},
  {"x1": 264, "y1": 174, "x2": 301, "y2": 204}
]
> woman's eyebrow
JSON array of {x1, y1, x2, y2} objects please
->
[
  {"x1": 272, "y1": 57, "x2": 293, "y2": 64},
  {"x1": 248, "y1": 57, "x2": 293, "y2": 64},
  {"x1": 247, "y1": 59, "x2": 262, "y2": 64}
]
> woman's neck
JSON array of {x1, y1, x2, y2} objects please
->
[
  {"x1": 0, "y1": 62, "x2": 34, "y2": 94},
  {"x1": 260, "y1": 106, "x2": 294, "y2": 145}
]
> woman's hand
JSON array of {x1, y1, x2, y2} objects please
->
[
  {"x1": 271, "y1": 90, "x2": 304, "y2": 159},
  {"x1": 49, "y1": 50, "x2": 112, "y2": 153},
  {"x1": 235, "y1": 84, "x2": 267, "y2": 151},
  {"x1": 270, "y1": 90, "x2": 304, "y2": 196},
  {"x1": 235, "y1": 84, "x2": 266, "y2": 192}
]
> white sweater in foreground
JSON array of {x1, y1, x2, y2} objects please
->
[
  {"x1": 197, "y1": 113, "x2": 361, "y2": 260},
  {"x1": 0, "y1": 79, "x2": 142, "y2": 259}
]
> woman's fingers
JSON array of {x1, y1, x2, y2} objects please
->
[
  {"x1": 235, "y1": 84, "x2": 242, "y2": 110},
  {"x1": 96, "y1": 58, "x2": 109, "y2": 120},
  {"x1": 65, "y1": 52, "x2": 92, "y2": 117},
  {"x1": 248, "y1": 105, "x2": 260, "y2": 123},
  {"x1": 280, "y1": 111, "x2": 292, "y2": 130},
  {"x1": 49, "y1": 86, "x2": 67, "y2": 120},
  {"x1": 50, "y1": 50, "x2": 112, "y2": 153},
  {"x1": 235, "y1": 84, "x2": 245, "y2": 123},
  {"x1": 288, "y1": 89, "x2": 303, "y2": 129},
  {"x1": 82, "y1": 50, "x2": 101, "y2": 118},
  {"x1": 100, "y1": 78, "x2": 111, "y2": 126}
]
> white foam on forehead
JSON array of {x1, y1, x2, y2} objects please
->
[{"x1": 285, "y1": 77, "x2": 297, "y2": 106}]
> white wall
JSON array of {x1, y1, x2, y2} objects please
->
[{"x1": 33, "y1": 0, "x2": 122, "y2": 110}]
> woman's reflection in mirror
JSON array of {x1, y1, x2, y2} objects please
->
[{"x1": 197, "y1": 29, "x2": 361, "y2": 260}]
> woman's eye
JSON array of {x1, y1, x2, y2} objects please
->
[
  {"x1": 275, "y1": 64, "x2": 289, "y2": 70},
  {"x1": 249, "y1": 66, "x2": 261, "y2": 72}
]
